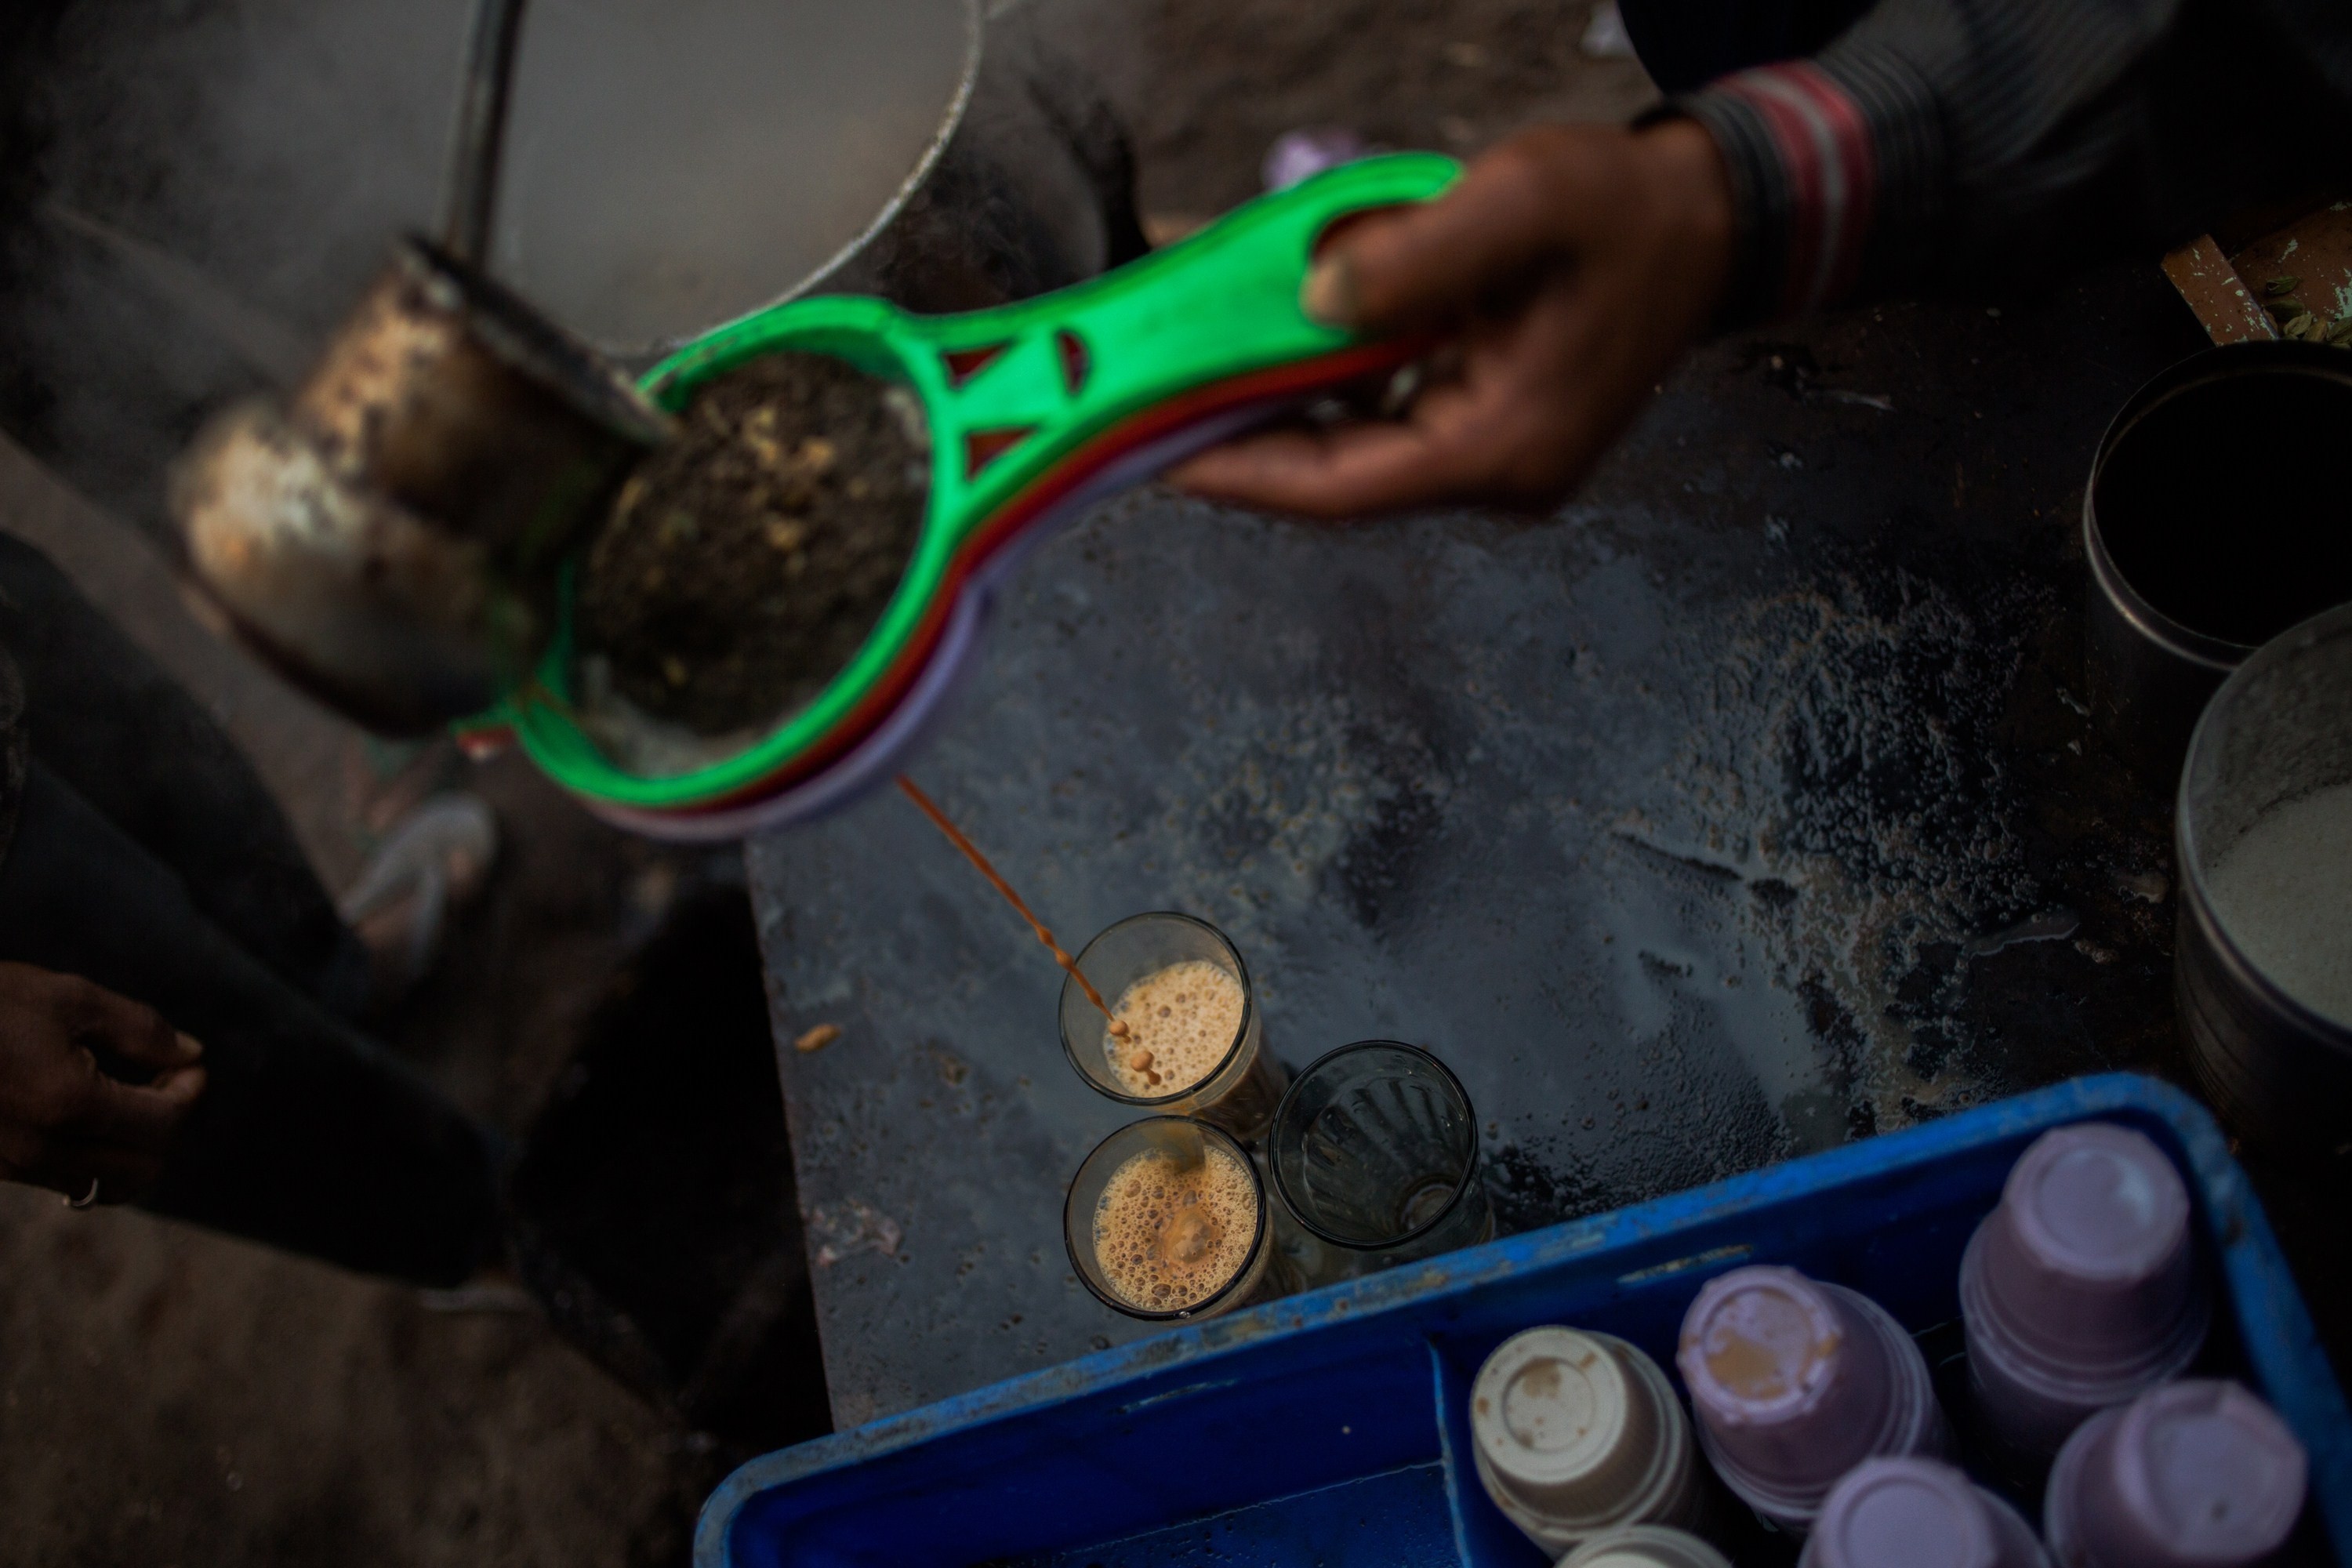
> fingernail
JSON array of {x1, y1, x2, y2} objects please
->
[
  {"x1": 1301, "y1": 257, "x2": 1358, "y2": 327},
  {"x1": 174, "y1": 1031, "x2": 203, "y2": 1062}
]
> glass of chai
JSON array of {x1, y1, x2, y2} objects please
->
[
  {"x1": 1268, "y1": 1040, "x2": 1494, "y2": 1283},
  {"x1": 1059, "y1": 913, "x2": 1288, "y2": 1143},
  {"x1": 1065, "y1": 1116, "x2": 1278, "y2": 1321}
]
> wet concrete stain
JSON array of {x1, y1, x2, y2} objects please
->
[
  {"x1": 747, "y1": 260, "x2": 2215, "y2": 1422},
  {"x1": 1484, "y1": 1140, "x2": 1614, "y2": 1236}
]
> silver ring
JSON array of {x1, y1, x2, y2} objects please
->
[{"x1": 65, "y1": 1177, "x2": 98, "y2": 1210}]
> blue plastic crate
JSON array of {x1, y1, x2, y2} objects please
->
[{"x1": 698, "y1": 1074, "x2": 2352, "y2": 1566}]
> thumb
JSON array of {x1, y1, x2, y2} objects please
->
[
  {"x1": 143, "y1": 1064, "x2": 208, "y2": 1106},
  {"x1": 1302, "y1": 139, "x2": 1566, "y2": 332}
]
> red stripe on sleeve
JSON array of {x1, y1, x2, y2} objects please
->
[
  {"x1": 1777, "y1": 64, "x2": 1877, "y2": 307},
  {"x1": 1710, "y1": 62, "x2": 1878, "y2": 317}
]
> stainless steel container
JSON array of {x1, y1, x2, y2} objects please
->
[
  {"x1": 492, "y1": 0, "x2": 1144, "y2": 355},
  {"x1": 7, "y1": 0, "x2": 1138, "y2": 535},
  {"x1": 2085, "y1": 343, "x2": 2352, "y2": 785},
  {"x1": 2175, "y1": 601, "x2": 2352, "y2": 1164},
  {"x1": 172, "y1": 240, "x2": 670, "y2": 731}
]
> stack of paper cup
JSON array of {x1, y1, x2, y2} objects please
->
[
  {"x1": 1962, "y1": 1123, "x2": 2210, "y2": 1457},
  {"x1": 1799, "y1": 1457, "x2": 2048, "y2": 1568},
  {"x1": 1559, "y1": 1524, "x2": 1734, "y2": 1568},
  {"x1": 1469, "y1": 1327, "x2": 1711, "y2": 1553},
  {"x1": 1677, "y1": 1265, "x2": 1950, "y2": 1533},
  {"x1": 2045, "y1": 1380, "x2": 2306, "y2": 1567}
]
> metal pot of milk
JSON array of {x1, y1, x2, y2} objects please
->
[{"x1": 2175, "y1": 601, "x2": 2352, "y2": 1163}]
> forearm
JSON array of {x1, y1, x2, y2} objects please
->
[{"x1": 1668, "y1": 0, "x2": 2352, "y2": 324}]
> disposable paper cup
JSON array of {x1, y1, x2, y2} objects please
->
[
  {"x1": 1677, "y1": 1265, "x2": 1950, "y2": 1532},
  {"x1": 1468, "y1": 1327, "x2": 1707, "y2": 1552},
  {"x1": 1800, "y1": 1457, "x2": 2048, "y2": 1568},
  {"x1": 1558, "y1": 1524, "x2": 1735, "y2": 1568},
  {"x1": 1962, "y1": 1123, "x2": 2209, "y2": 1456},
  {"x1": 2045, "y1": 1379, "x2": 2306, "y2": 1568}
]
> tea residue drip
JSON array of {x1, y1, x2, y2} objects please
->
[{"x1": 1693, "y1": 1287, "x2": 1836, "y2": 1403}]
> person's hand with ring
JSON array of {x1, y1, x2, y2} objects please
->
[{"x1": 0, "y1": 962, "x2": 205, "y2": 1206}]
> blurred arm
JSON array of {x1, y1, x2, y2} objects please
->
[{"x1": 1676, "y1": 0, "x2": 2352, "y2": 324}]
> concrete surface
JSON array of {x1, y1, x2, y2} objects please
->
[{"x1": 750, "y1": 260, "x2": 2223, "y2": 1425}]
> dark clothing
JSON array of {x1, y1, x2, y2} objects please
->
[
  {"x1": 0, "y1": 536, "x2": 368, "y2": 1011},
  {"x1": 1632, "y1": 0, "x2": 2352, "y2": 325},
  {"x1": 1619, "y1": 0, "x2": 1871, "y2": 94},
  {"x1": 0, "y1": 534, "x2": 500, "y2": 1284}
]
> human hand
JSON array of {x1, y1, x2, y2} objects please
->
[
  {"x1": 0, "y1": 963, "x2": 205, "y2": 1204},
  {"x1": 1174, "y1": 118, "x2": 1735, "y2": 517}
]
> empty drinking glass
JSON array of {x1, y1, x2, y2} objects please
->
[{"x1": 1268, "y1": 1040, "x2": 1494, "y2": 1282}]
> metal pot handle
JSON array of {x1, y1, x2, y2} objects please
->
[{"x1": 440, "y1": 0, "x2": 529, "y2": 265}]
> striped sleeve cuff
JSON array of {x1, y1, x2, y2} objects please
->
[{"x1": 1664, "y1": 45, "x2": 1944, "y2": 327}]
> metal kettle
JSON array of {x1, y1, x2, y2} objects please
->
[{"x1": 169, "y1": 0, "x2": 670, "y2": 734}]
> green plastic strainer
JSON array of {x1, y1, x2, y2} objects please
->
[{"x1": 481, "y1": 151, "x2": 1460, "y2": 837}]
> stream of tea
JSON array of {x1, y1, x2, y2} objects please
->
[{"x1": 895, "y1": 775, "x2": 1129, "y2": 1038}]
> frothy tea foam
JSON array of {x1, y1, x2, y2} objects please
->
[
  {"x1": 2209, "y1": 781, "x2": 2352, "y2": 1026},
  {"x1": 1105, "y1": 960, "x2": 1245, "y2": 1096},
  {"x1": 1091, "y1": 1143, "x2": 1258, "y2": 1312}
]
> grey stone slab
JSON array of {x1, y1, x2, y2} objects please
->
[{"x1": 749, "y1": 267, "x2": 2212, "y2": 1426}]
